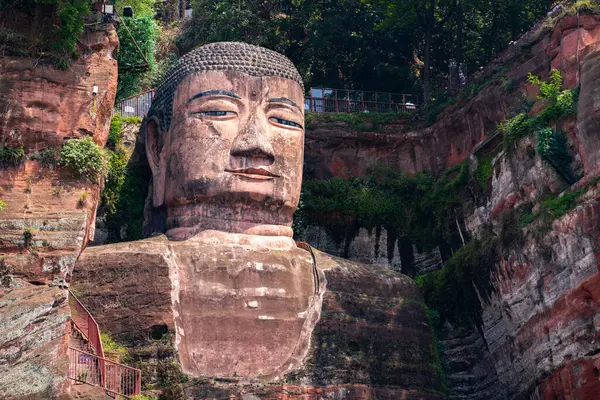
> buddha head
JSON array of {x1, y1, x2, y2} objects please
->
[{"x1": 144, "y1": 42, "x2": 305, "y2": 239}]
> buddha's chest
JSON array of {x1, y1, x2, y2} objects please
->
[{"x1": 169, "y1": 243, "x2": 320, "y2": 380}]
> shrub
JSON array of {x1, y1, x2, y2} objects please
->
[
  {"x1": 536, "y1": 128, "x2": 576, "y2": 184},
  {"x1": 30, "y1": 146, "x2": 61, "y2": 166},
  {"x1": 100, "y1": 332, "x2": 128, "y2": 356},
  {"x1": 475, "y1": 156, "x2": 493, "y2": 190},
  {"x1": 108, "y1": 116, "x2": 123, "y2": 149},
  {"x1": 102, "y1": 149, "x2": 128, "y2": 214},
  {"x1": 60, "y1": 137, "x2": 107, "y2": 183},
  {"x1": 416, "y1": 235, "x2": 497, "y2": 327},
  {"x1": 116, "y1": 16, "x2": 158, "y2": 100},
  {"x1": 0, "y1": 145, "x2": 26, "y2": 168},
  {"x1": 500, "y1": 113, "x2": 534, "y2": 149}
]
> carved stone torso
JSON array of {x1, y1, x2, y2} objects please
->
[
  {"x1": 169, "y1": 237, "x2": 322, "y2": 379},
  {"x1": 73, "y1": 236, "x2": 445, "y2": 399}
]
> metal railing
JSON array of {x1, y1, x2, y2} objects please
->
[
  {"x1": 69, "y1": 290, "x2": 104, "y2": 359},
  {"x1": 118, "y1": 90, "x2": 154, "y2": 118},
  {"x1": 305, "y1": 88, "x2": 418, "y2": 114},
  {"x1": 115, "y1": 87, "x2": 418, "y2": 119},
  {"x1": 68, "y1": 347, "x2": 142, "y2": 399},
  {"x1": 68, "y1": 290, "x2": 142, "y2": 398}
]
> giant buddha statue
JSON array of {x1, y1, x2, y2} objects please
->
[{"x1": 73, "y1": 42, "x2": 444, "y2": 399}]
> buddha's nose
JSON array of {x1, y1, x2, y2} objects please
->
[{"x1": 230, "y1": 115, "x2": 275, "y2": 166}]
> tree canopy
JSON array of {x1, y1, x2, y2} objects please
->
[{"x1": 178, "y1": 0, "x2": 561, "y2": 101}]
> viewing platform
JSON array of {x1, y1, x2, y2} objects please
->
[{"x1": 117, "y1": 88, "x2": 418, "y2": 118}]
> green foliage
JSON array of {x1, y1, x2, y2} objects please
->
[
  {"x1": 528, "y1": 69, "x2": 562, "y2": 101},
  {"x1": 0, "y1": 0, "x2": 91, "y2": 69},
  {"x1": 536, "y1": 128, "x2": 575, "y2": 184},
  {"x1": 0, "y1": 145, "x2": 25, "y2": 168},
  {"x1": 305, "y1": 112, "x2": 412, "y2": 132},
  {"x1": 416, "y1": 235, "x2": 497, "y2": 326},
  {"x1": 60, "y1": 137, "x2": 107, "y2": 183},
  {"x1": 30, "y1": 147, "x2": 61, "y2": 166},
  {"x1": 51, "y1": 0, "x2": 89, "y2": 69},
  {"x1": 177, "y1": 0, "x2": 551, "y2": 99},
  {"x1": 0, "y1": 199, "x2": 6, "y2": 212},
  {"x1": 500, "y1": 70, "x2": 578, "y2": 162},
  {"x1": 297, "y1": 162, "x2": 471, "y2": 254},
  {"x1": 475, "y1": 156, "x2": 493, "y2": 190},
  {"x1": 101, "y1": 114, "x2": 149, "y2": 241},
  {"x1": 116, "y1": 17, "x2": 158, "y2": 99},
  {"x1": 499, "y1": 113, "x2": 534, "y2": 149},
  {"x1": 100, "y1": 332, "x2": 129, "y2": 356},
  {"x1": 522, "y1": 178, "x2": 599, "y2": 228},
  {"x1": 103, "y1": 148, "x2": 128, "y2": 215},
  {"x1": 426, "y1": 307, "x2": 448, "y2": 394},
  {"x1": 114, "y1": 0, "x2": 157, "y2": 18},
  {"x1": 104, "y1": 159, "x2": 151, "y2": 242},
  {"x1": 108, "y1": 116, "x2": 123, "y2": 149}
]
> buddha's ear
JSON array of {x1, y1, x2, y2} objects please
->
[{"x1": 144, "y1": 116, "x2": 166, "y2": 207}]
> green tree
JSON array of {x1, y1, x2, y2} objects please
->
[{"x1": 114, "y1": 0, "x2": 157, "y2": 18}]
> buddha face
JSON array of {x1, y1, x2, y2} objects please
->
[{"x1": 146, "y1": 70, "x2": 305, "y2": 235}]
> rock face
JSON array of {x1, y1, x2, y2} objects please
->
[
  {"x1": 0, "y1": 281, "x2": 70, "y2": 399},
  {"x1": 296, "y1": 225, "x2": 443, "y2": 275},
  {"x1": 297, "y1": 9, "x2": 600, "y2": 400},
  {"x1": 72, "y1": 236, "x2": 444, "y2": 398},
  {"x1": 0, "y1": 23, "x2": 118, "y2": 399},
  {"x1": 439, "y1": 13, "x2": 600, "y2": 399}
]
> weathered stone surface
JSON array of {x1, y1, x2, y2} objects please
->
[
  {"x1": 0, "y1": 280, "x2": 70, "y2": 399},
  {"x1": 297, "y1": 224, "x2": 442, "y2": 275},
  {"x1": 72, "y1": 238, "x2": 444, "y2": 397},
  {"x1": 0, "y1": 24, "x2": 118, "y2": 284},
  {"x1": 548, "y1": 14, "x2": 600, "y2": 89},
  {"x1": 450, "y1": 141, "x2": 600, "y2": 399},
  {"x1": 576, "y1": 49, "x2": 600, "y2": 174},
  {"x1": 0, "y1": 23, "x2": 118, "y2": 399}
]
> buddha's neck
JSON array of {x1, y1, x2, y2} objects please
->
[{"x1": 165, "y1": 202, "x2": 295, "y2": 242}]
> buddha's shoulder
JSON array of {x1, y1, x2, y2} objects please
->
[
  {"x1": 79, "y1": 235, "x2": 172, "y2": 267},
  {"x1": 304, "y1": 245, "x2": 421, "y2": 299}
]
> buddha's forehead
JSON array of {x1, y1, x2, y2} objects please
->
[{"x1": 173, "y1": 70, "x2": 304, "y2": 106}]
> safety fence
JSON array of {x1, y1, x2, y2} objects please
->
[
  {"x1": 69, "y1": 290, "x2": 104, "y2": 358},
  {"x1": 117, "y1": 90, "x2": 154, "y2": 118},
  {"x1": 115, "y1": 87, "x2": 418, "y2": 119},
  {"x1": 68, "y1": 347, "x2": 142, "y2": 399},
  {"x1": 305, "y1": 88, "x2": 418, "y2": 114},
  {"x1": 68, "y1": 290, "x2": 142, "y2": 398}
]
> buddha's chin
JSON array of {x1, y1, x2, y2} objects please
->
[{"x1": 166, "y1": 223, "x2": 295, "y2": 243}]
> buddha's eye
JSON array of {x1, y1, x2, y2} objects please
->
[
  {"x1": 270, "y1": 117, "x2": 302, "y2": 129},
  {"x1": 194, "y1": 111, "x2": 236, "y2": 117}
]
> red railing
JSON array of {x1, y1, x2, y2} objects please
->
[
  {"x1": 118, "y1": 90, "x2": 154, "y2": 118},
  {"x1": 305, "y1": 87, "x2": 418, "y2": 114},
  {"x1": 68, "y1": 347, "x2": 142, "y2": 399},
  {"x1": 68, "y1": 290, "x2": 142, "y2": 398},
  {"x1": 69, "y1": 290, "x2": 104, "y2": 359}
]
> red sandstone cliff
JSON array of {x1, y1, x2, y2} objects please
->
[
  {"x1": 0, "y1": 24, "x2": 118, "y2": 398},
  {"x1": 302, "y1": 7, "x2": 600, "y2": 400}
]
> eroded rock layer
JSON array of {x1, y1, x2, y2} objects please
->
[{"x1": 0, "y1": 23, "x2": 118, "y2": 399}]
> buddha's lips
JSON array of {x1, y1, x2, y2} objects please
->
[{"x1": 225, "y1": 167, "x2": 280, "y2": 180}]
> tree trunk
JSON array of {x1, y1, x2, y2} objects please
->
[
  {"x1": 423, "y1": 0, "x2": 434, "y2": 105},
  {"x1": 454, "y1": 0, "x2": 464, "y2": 87}
]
